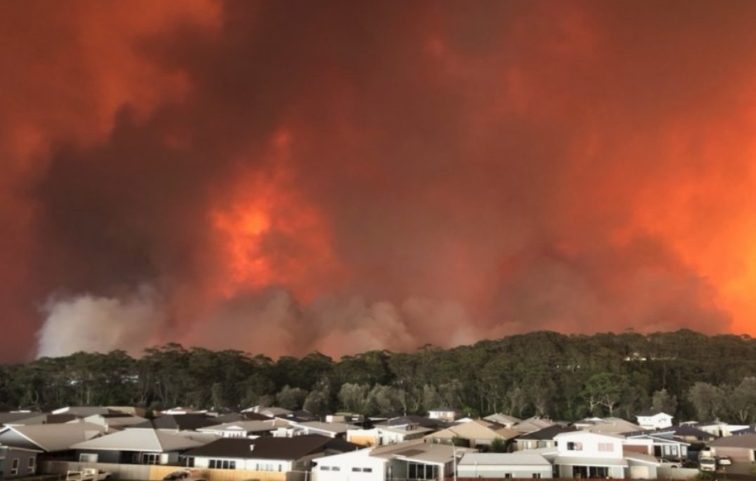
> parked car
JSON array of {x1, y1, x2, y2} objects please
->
[
  {"x1": 717, "y1": 456, "x2": 732, "y2": 466},
  {"x1": 699, "y1": 458, "x2": 717, "y2": 472},
  {"x1": 163, "y1": 469, "x2": 205, "y2": 481}
]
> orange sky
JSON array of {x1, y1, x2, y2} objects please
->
[{"x1": 2, "y1": 0, "x2": 756, "y2": 360}]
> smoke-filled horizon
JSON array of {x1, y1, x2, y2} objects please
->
[{"x1": 2, "y1": 0, "x2": 753, "y2": 361}]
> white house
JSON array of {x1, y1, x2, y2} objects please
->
[
  {"x1": 457, "y1": 453, "x2": 553, "y2": 479},
  {"x1": 552, "y1": 431, "x2": 660, "y2": 479},
  {"x1": 635, "y1": 411, "x2": 674, "y2": 430},
  {"x1": 312, "y1": 448, "x2": 388, "y2": 481},
  {"x1": 347, "y1": 423, "x2": 432, "y2": 447},
  {"x1": 428, "y1": 408, "x2": 458, "y2": 422}
]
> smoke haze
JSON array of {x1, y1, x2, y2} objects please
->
[{"x1": 0, "y1": 0, "x2": 752, "y2": 360}]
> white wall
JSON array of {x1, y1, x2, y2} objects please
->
[
  {"x1": 311, "y1": 449, "x2": 386, "y2": 481},
  {"x1": 192, "y1": 456, "x2": 293, "y2": 472},
  {"x1": 637, "y1": 414, "x2": 673, "y2": 430},
  {"x1": 458, "y1": 464, "x2": 553, "y2": 478},
  {"x1": 554, "y1": 432, "x2": 623, "y2": 459}
]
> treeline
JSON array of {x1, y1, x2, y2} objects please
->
[{"x1": 1, "y1": 330, "x2": 755, "y2": 423}]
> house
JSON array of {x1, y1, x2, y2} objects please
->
[
  {"x1": 51, "y1": 407, "x2": 112, "y2": 418},
  {"x1": 457, "y1": 452, "x2": 553, "y2": 479},
  {"x1": 709, "y1": 433, "x2": 756, "y2": 462},
  {"x1": 696, "y1": 421, "x2": 750, "y2": 438},
  {"x1": 511, "y1": 417, "x2": 555, "y2": 435},
  {"x1": 623, "y1": 432, "x2": 689, "y2": 460},
  {"x1": 514, "y1": 425, "x2": 576, "y2": 451},
  {"x1": 197, "y1": 419, "x2": 289, "y2": 438},
  {"x1": 0, "y1": 445, "x2": 40, "y2": 479},
  {"x1": 428, "y1": 408, "x2": 459, "y2": 423},
  {"x1": 347, "y1": 420, "x2": 434, "y2": 447},
  {"x1": 275, "y1": 421, "x2": 357, "y2": 439},
  {"x1": 212, "y1": 412, "x2": 271, "y2": 423},
  {"x1": 0, "y1": 423, "x2": 106, "y2": 453},
  {"x1": 552, "y1": 431, "x2": 660, "y2": 479},
  {"x1": 483, "y1": 414, "x2": 521, "y2": 429},
  {"x1": 373, "y1": 440, "x2": 474, "y2": 481},
  {"x1": 182, "y1": 435, "x2": 358, "y2": 475},
  {"x1": 425, "y1": 420, "x2": 520, "y2": 449},
  {"x1": 311, "y1": 447, "x2": 387, "y2": 481},
  {"x1": 635, "y1": 411, "x2": 674, "y2": 430},
  {"x1": 666, "y1": 425, "x2": 715, "y2": 444},
  {"x1": 82, "y1": 413, "x2": 148, "y2": 432},
  {"x1": 70, "y1": 428, "x2": 205, "y2": 465},
  {"x1": 574, "y1": 417, "x2": 642, "y2": 436}
]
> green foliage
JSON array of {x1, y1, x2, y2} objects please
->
[
  {"x1": 0, "y1": 330, "x2": 754, "y2": 422},
  {"x1": 489, "y1": 437, "x2": 507, "y2": 453}
]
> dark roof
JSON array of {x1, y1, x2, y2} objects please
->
[
  {"x1": 214, "y1": 412, "x2": 272, "y2": 423},
  {"x1": 134, "y1": 414, "x2": 215, "y2": 431},
  {"x1": 44, "y1": 414, "x2": 79, "y2": 424},
  {"x1": 669, "y1": 425, "x2": 715, "y2": 440},
  {"x1": 183, "y1": 435, "x2": 358, "y2": 461},
  {"x1": 519, "y1": 424, "x2": 577, "y2": 440},
  {"x1": 384, "y1": 415, "x2": 448, "y2": 429}
]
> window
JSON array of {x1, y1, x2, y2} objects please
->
[
  {"x1": 598, "y1": 443, "x2": 614, "y2": 452},
  {"x1": 505, "y1": 474, "x2": 512, "y2": 479},
  {"x1": 11, "y1": 458, "x2": 19, "y2": 476},
  {"x1": 79, "y1": 454, "x2": 98, "y2": 463},
  {"x1": 408, "y1": 462, "x2": 438, "y2": 480},
  {"x1": 140, "y1": 453, "x2": 160, "y2": 465},
  {"x1": 533, "y1": 474, "x2": 541, "y2": 479},
  {"x1": 332, "y1": 467, "x2": 340, "y2": 471},
  {"x1": 320, "y1": 466, "x2": 331, "y2": 471},
  {"x1": 352, "y1": 467, "x2": 361, "y2": 472},
  {"x1": 208, "y1": 460, "x2": 236, "y2": 470},
  {"x1": 28, "y1": 457, "x2": 36, "y2": 472},
  {"x1": 363, "y1": 468, "x2": 373, "y2": 473},
  {"x1": 567, "y1": 442, "x2": 583, "y2": 451}
]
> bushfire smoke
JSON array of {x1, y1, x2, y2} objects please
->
[{"x1": 0, "y1": 0, "x2": 753, "y2": 361}]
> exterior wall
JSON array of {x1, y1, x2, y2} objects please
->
[
  {"x1": 711, "y1": 446, "x2": 756, "y2": 462},
  {"x1": 0, "y1": 447, "x2": 37, "y2": 478},
  {"x1": 557, "y1": 464, "x2": 624, "y2": 478},
  {"x1": 193, "y1": 456, "x2": 293, "y2": 472},
  {"x1": 554, "y1": 432, "x2": 623, "y2": 459},
  {"x1": 457, "y1": 464, "x2": 553, "y2": 478},
  {"x1": 311, "y1": 451, "x2": 386, "y2": 481},
  {"x1": 637, "y1": 415, "x2": 673, "y2": 430},
  {"x1": 43, "y1": 461, "x2": 301, "y2": 481}
]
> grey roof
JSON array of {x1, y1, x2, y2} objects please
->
[
  {"x1": 459, "y1": 453, "x2": 551, "y2": 466},
  {"x1": 710, "y1": 433, "x2": 756, "y2": 448},
  {"x1": 133, "y1": 414, "x2": 215, "y2": 431},
  {"x1": 1, "y1": 422, "x2": 105, "y2": 452},
  {"x1": 71, "y1": 428, "x2": 204, "y2": 452},
  {"x1": 0, "y1": 412, "x2": 43, "y2": 426}
]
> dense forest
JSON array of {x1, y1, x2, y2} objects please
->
[{"x1": 1, "y1": 330, "x2": 755, "y2": 423}]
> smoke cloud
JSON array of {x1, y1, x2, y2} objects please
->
[
  {"x1": 0, "y1": 1, "x2": 752, "y2": 361},
  {"x1": 38, "y1": 287, "x2": 164, "y2": 358}
]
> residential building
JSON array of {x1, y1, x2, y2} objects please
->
[
  {"x1": 457, "y1": 452, "x2": 553, "y2": 479},
  {"x1": 635, "y1": 411, "x2": 674, "y2": 431},
  {"x1": 710, "y1": 433, "x2": 756, "y2": 462},
  {"x1": 425, "y1": 420, "x2": 519, "y2": 449},
  {"x1": 70, "y1": 428, "x2": 205, "y2": 465},
  {"x1": 0, "y1": 445, "x2": 40, "y2": 479},
  {"x1": 514, "y1": 425, "x2": 576, "y2": 451}
]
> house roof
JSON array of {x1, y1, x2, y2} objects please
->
[
  {"x1": 1, "y1": 422, "x2": 105, "y2": 452},
  {"x1": 133, "y1": 414, "x2": 215, "y2": 431},
  {"x1": 213, "y1": 412, "x2": 271, "y2": 423},
  {"x1": 294, "y1": 421, "x2": 356, "y2": 434},
  {"x1": 0, "y1": 412, "x2": 42, "y2": 426},
  {"x1": 710, "y1": 433, "x2": 756, "y2": 449},
  {"x1": 459, "y1": 452, "x2": 551, "y2": 466},
  {"x1": 380, "y1": 415, "x2": 447, "y2": 430},
  {"x1": 71, "y1": 428, "x2": 204, "y2": 452},
  {"x1": 512, "y1": 417, "x2": 555, "y2": 434},
  {"x1": 183, "y1": 435, "x2": 358, "y2": 461},
  {"x1": 51, "y1": 407, "x2": 112, "y2": 417},
  {"x1": 426, "y1": 419, "x2": 520, "y2": 442},
  {"x1": 198, "y1": 419, "x2": 288, "y2": 433},
  {"x1": 519, "y1": 425, "x2": 577, "y2": 440},
  {"x1": 373, "y1": 440, "x2": 473, "y2": 464},
  {"x1": 484, "y1": 413, "x2": 522, "y2": 425},
  {"x1": 669, "y1": 424, "x2": 715, "y2": 440}
]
